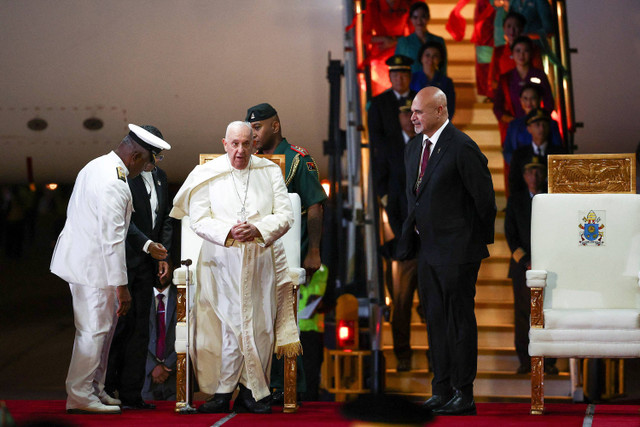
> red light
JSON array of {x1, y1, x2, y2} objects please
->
[
  {"x1": 337, "y1": 320, "x2": 356, "y2": 349},
  {"x1": 339, "y1": 325, "x2": 351, "y2": 341}
]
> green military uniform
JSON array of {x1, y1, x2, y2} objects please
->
[
  {"x1": 271, "y1": 138, "x2": 327, "y2": 261},
  {"x1": 246, "y1": 103, "x2": 327, "y2": 399},
  {"x1": 266, "y1": 138, "x2": 326, "y2": 395}
]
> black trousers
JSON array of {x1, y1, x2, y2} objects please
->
[
  {"x1": 300, "y1": 331, "x2": 324, "y2": 401},
  {"x1": 391, "y1": 259, "x2": 419, "y2": 361},
  {"x1": 106, "y1": 260, "x2": 154, "y2": 402},
  {"x1": 417, "y1": 258, "x2": 480, "y2": 397}
]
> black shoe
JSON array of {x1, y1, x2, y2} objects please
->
[
  {"x1": 422, "y1": 393, "x2": 454, "y2": 410},
  {"x1": 233, "y1": 384, "x2": 272, "y2": 414},
  {"x1": 516, "y1": 364, "x2": 531, "y2": 374},
  {"x1": 396, "y1": 358, "x2": 412, "y2": 372},
  {"x1": 544, "y1": 364, "x2": 559, "y2": 375},
  {"x1": 198, "y1": 392, "x2": 232, "y2": 413},
  {"x1": 433, "y1": 391, "x2": 476, "y2": 416},
  {"x1": 121, "y1": 399, "x2": 156, "y2": 410},
  {"x1": 270, "y1": 390, "x2": 284, "y2": 406}
]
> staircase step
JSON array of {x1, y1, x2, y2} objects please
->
[
  {"x1": 444, "y1": 42, "x2": 476, "y2": 61},
  {"x1": 429, "y1": 19, "x2": 473, "y2": 42},
  {"x1": 476, "y1": 278, "x2": 513, "y2": 301},
  {"x1": 385, "y1": 370, "x2": 571, "y2": 398},
  {"x1": 428, "y1": 1, "x2": 474, "y2": 21},
  {"x1": 480, "y1": 257, "x2": 509, "y2": 277},
  {"x1": 453, "y1": 104, "x2": 499, "y2": 127},
  {"x1": 382, "y1": 323, "x2": 516, "y2": 348},
  {"x1": 383, "y1": 346, "x2": 521, "y2": 372}
]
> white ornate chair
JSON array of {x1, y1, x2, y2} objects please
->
[
  {"x1": 527, "y1": 193, "x2": 640, "y2": 414},
  {"x1": 173, "y1": 154, "x2": 305, "y2": 413}
]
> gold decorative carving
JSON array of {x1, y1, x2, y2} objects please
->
[
  {"x1": 283, "y1": 355, "x2": 298, "y2": 413},
  {"x1": 548, "y1": 154, "x2": 635, "y2": 194},
  {"x1": 530, "y1": 288, "x2": 544, "y2": 328},
  {"x1": 177, "y1": 288, "x2": 186, "y2": 323},
  {"x1": 531, "y1": 356, "x2": 544, "y2": 414},
  {"x1": 176, "y1": 353, "x2": 186, "y2": 404}
]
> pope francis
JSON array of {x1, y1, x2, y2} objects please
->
[{"x1": 171, "y1": 121, "x2": 301, "y2": 414}]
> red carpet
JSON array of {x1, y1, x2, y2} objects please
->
[{"x1": 4, "y1": 400, "x2": 639, "y2": 426}]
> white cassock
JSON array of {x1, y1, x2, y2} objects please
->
[
  {"x1": 50, "y1": 151, "x2": 132, "y2": 410},
  {"x1": 171, "y1": 155, "x2": 301, "y2": 401}
]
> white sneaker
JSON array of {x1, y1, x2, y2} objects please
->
[
  {"x1": 67, "y1": 401, "x2": 121, "y2": 414},
  {"x1": 99, "y1": 393, "x2": 122, "y2": 406}
]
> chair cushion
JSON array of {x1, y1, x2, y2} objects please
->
[{"x1": 544, "y1": 309, "x2": 640, "y2": 329}]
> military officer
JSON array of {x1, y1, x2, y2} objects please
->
[
  {"x1": 245, "y1": 103, "x2": 327, "y2": 402},
  {"x1": 51, "y1": 124, "x2": 171, "y2": 414}
]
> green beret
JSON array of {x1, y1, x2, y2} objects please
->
[{"x1": 245, "y1": 103, "x2": 278, "y2": 122}]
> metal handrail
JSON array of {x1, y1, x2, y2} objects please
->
[{"x1": 549, "y1": 0, "x2": 578, "y2": 152}]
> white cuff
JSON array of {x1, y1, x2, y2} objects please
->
[
  {"x1": 143, "y1": 240, "x2": 153, "y2": 253},
  {"x1": 526, "y1": 270, "x2": 547, "y2": 280}
]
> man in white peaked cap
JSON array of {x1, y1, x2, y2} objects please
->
[{"x1": 51, "y1": 124, "x2": 171, "y2": 414}]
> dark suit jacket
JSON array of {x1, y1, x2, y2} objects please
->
[
  {"x1": 508, "y1": 143, "x2": 568, "y2": 194},
  {"x1": 126, "y1": 167, "x2": 173, "y2": 269},
  {"x1": 368, "y1": 89, "x2": 416, "y2": 246},
  {"x1": 142, "y1": 284, "x2": 177, "y2": 400},
  {"x1": 399, "y1": 122, "x2": 497, "y2": 265},
  {"x1": 504, "y1": 189, "x2": 534, "y2": 278}
]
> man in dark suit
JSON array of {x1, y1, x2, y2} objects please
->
[
  {"x1": 142, "y1": 278, "x2": 177, "y2": 401},
  {"x1": 106, "y1": 125, "x2": 173, "y2": 409},
  {"x1": 508, "y1": 108, "x2": 567, "y2": 194},
  {"x1": 399, "y1": 87, "x2": 496, "y2": 415},
  {"x1": 368, "y1": 55, "x2": 419, "y2": 372}
]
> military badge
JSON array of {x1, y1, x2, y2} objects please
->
[
  {"x1": 116, "y1": 167, "x2": 126, "y2": 182},
  {"x1": 307, "y1": 161, "x2": 317, "y2": 172},
  {"x1": 578, "y1": 210, "x2": 605, "y2": 246}
]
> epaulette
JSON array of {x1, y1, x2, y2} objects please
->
[
  {"x1": 290, "y1": 144, "x2": 309, "y2": 157},
  {"x1": 116, "y1": 167, "x2": 127, "y2": 182}
]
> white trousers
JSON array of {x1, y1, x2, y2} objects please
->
[
  {"x1": 66, "y1": 283, "x2": 118, "y2": 409},
  {"x1": 216, "y1": 321, "x2": 249, "y2": 393}
]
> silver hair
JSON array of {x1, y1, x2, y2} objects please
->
[{"x1": 225, "y1": 121, "x2": 253, "y2": 140}]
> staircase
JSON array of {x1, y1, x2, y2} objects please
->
[{"x1": 381, "y1": 0, "x2": 571, "y2": 403}]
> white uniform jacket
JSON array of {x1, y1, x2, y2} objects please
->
[{"x1": 51, "y1": 151, "x2": 133, "y2": 288}]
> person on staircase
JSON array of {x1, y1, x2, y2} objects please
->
[
  {"x1": 369, "y1": 57, "x2": 422, "y2": 373},
  {"x1": 395, "y1": 1, "x2": 447, "y2": 76},
  {"x1": 508, "y1": 108, "x2": 567, "y2": 195},
  {"x1": 492, "y1": 35, "x2": 553, "y2": 144},
  {"x1": 410, "y1": 41, "x2": 455, "y2": 119}
]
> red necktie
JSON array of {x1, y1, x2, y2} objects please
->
[
  {"x1": 416, "y1": 138, "x2": 432, "y2": 193},
  {"x1": 156, "y1": 294, "x2": 166, "y2": 360}
]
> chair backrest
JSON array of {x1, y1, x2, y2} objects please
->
[
  {"x1": 531, "y1": 193, "x2": 640, "y2": 310},
  {"x1": 547, "y1": 153, "x2": 636, "y2": 194}
]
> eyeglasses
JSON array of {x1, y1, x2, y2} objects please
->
[{"x1": 146, "y1": 151, "x2": 164, "y2": 166}]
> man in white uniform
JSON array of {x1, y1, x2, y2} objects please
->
[
  {"x1": 171, "y1": 121, "x2": 301, "y2": 414},
  {"x1": 51, "y1": 125, "x2": 171, "y2": 414}
]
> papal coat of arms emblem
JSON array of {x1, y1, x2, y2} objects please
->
[{"x1": 578, "y1": 210, "x2": 605, "y2": 246}]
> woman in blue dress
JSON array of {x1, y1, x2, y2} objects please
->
[{"x1": 410, "y1": 41, "x2": 456, "y2": 119}]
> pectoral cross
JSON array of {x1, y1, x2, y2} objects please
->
[{"x1": 238, "y1": 206, "x2": 247, "y2": 222}]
